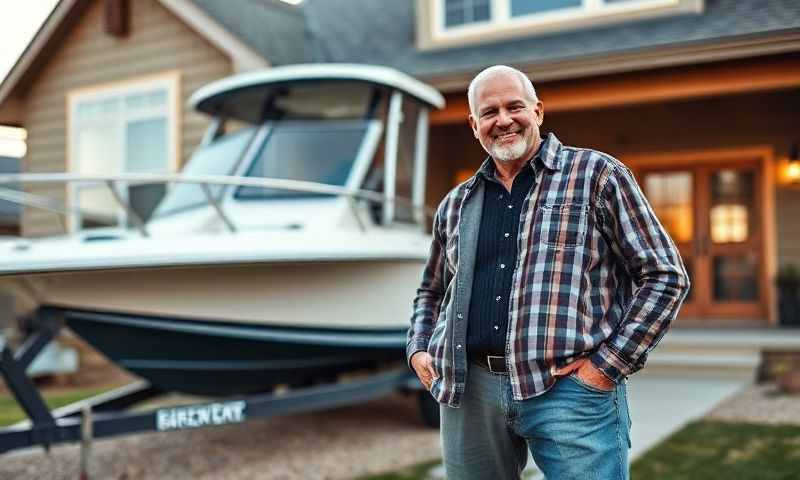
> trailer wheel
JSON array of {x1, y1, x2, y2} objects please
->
[{"x1": 417, "y1": 391, "x2": 440, "y2": 428}]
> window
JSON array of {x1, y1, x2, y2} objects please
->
[
  {"x1": 510, "y1": 0, "x2": 582, "y2": 17},
  {"x1": 67, "y1": 72, "x2": 179, "y2": 230},
  {"x1": 152, "y1": 126, "x2": 256, "y2": 218},
  {"x1": 235, "y1": 120, "x2": 370, "y2": 200},
  {"x1": 423, "y1": 0, "x2": 703, "y2": 49},
  {"x1": 444, "y1": 0, "x2": 491, "y2": 27}
]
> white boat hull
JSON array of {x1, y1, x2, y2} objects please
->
[{"x1": 32, "y1": 259, "x2": 425, "y2": 329}]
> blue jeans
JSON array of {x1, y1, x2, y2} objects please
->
[{"x1": 440, "y1": 365, "x2": 631, "y2": 480}]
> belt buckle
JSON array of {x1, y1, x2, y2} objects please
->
[{"x1": 486, "y1": 355, "x2": 506, "y2": 374}]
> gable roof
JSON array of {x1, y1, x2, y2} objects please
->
[
  {"x1": 188, "y1": 0, "x2": 315, "y2": 66},
  {"x1": 192, "y1": 0, "x2": 800, "y2": 89}
]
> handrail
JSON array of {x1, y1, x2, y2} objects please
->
[{"x1": 0, "y1": 173, "x2": 435, "y2": 235}]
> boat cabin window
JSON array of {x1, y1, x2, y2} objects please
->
[
  {"x1": 151, "y1": 126, "x2": 256, "y2": 217},
  {"x1": 235, "y1": 120, "x2": 368, "y2": 200}
]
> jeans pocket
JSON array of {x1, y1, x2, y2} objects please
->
[{"x1": 567, "y1": 372, "x2": 614, "y2": 394}]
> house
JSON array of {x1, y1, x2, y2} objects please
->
[{"x1": 0, "y1": 0, "x2": 799, "y2": 334}]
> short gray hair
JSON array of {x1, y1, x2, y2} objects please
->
[{"x1": 467, "y1": 65, "x2": 538, "y2": 117}]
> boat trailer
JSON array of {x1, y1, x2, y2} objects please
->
[{"x1": 0, "y1": 309, "x2": 438, "y2": 456}]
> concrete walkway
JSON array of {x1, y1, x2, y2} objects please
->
[{"x1": 626, "y1": 372, "x2": 748, "y2": 459}]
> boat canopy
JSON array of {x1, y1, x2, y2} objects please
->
[{"x1": 189, "y1": 64, "x2": 445, "y2": 123}]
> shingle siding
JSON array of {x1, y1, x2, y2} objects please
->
[{"x1": 20, "y1": 0, "x2": 231, "y2": 237}]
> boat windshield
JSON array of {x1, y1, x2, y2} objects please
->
[
  {"x1": 151, "y1": 126, "x2": 256, "y2": 218},
  {"x1": 234, "y1": 119, "x2": 368, "y2": 200}
]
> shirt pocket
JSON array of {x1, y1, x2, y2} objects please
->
[{"x1": 537, "y1": 203, "x2": 589, "y2": 249}]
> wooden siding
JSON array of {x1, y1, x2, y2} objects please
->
[
  {"x1": 428, "y1": 87, "x2": 800, "y2": 271},
  {"x1": 20, "y1": 0, "x2": 232, "y2": 237}
]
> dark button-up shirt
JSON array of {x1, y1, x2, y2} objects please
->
[
  {"x1": 467, "y1": 162, "x2": 536, "y2": 359},
  {"x1": 407, "y1": 133, "x2": 690, "y2": 407}
]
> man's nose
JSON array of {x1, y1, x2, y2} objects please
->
[{"x1": 496, "y1": 109, "x2": 513, "y2": 127}]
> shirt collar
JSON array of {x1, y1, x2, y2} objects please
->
[{"x1": 468, "y1": 132, "x2": 562, "y2": 189}]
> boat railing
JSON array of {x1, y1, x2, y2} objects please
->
[{"x1": 0, "y1": 173, "x2": 435, "y2": 237}]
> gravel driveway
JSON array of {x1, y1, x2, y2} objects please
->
[{"x1": 0, "y1": 392, "x2": 441, "y2": 480}]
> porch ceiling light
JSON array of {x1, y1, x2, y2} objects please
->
[{"x1": 783, "y1": 143, "x2": 800, "y2": 185}]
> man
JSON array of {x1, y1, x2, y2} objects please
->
[{"x1": 407, "y1": 65, "x2": 689, "y2": 480}]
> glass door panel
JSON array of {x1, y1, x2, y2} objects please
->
[
  {"x1": 705, "y1": 166, "x2": 763, "y2": 316},
  {"x1": 712, "y1": 254, "x2": 759, "y2": 301},
  {"x1": 643, "y1": 170, "x2": 697, "y2": 312},
  {"x1": 710, "y1": 170, "x2": 755, "y2": 244},
  {"x1": 644, "y1": 171, "x2": 693, "y2": 244}
]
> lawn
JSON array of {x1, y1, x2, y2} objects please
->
[
  {"x1": 360, "y1": 420, "x2": 800, "y2": 480},
  {"x1": 632, "y1": 420, "x2": 800, "y2": 480},
  {"x1": 0, "y1": 387, "x2": 113, "y2": 426}
]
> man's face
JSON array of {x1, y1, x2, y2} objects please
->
[{"x1": 469, "y1": 73, "x2": 544, "y2": 164}]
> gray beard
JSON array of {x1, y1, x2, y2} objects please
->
[{"x1": 490, "y1": 138, "x2": 528, "y2": 163}]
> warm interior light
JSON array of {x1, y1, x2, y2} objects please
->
[
  {"x1": 787, "y1": 160, "x2": 800, "y2": 183},
  {"x1": 779, "y1": 143, "x2": 800, "y2": 185},
  {"x1": 710, "y1": 204, "x2": 748, "y2": 243}
]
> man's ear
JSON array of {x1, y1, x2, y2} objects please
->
[
  {"x1": 468, "y1": 114, "x2": 479, "y2": 139},
  {"x1": 535, "y1": 100, "x2": 544, "y2": 126}
]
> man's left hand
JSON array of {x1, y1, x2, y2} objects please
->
[{"x1": 554, "y1": 357, "x2": 616, "y2": 391}]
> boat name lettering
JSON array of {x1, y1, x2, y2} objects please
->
[{"x1": 156, "y1": 401, "x2": 247, "y2": 431}]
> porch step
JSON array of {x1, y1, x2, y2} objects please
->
[{"x1": 642, "y1": 328, "x2": 800, "y2": 380}]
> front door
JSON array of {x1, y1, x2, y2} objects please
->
[{"x1": 640, "y1": 162, "x2": 766, "y2": 322}]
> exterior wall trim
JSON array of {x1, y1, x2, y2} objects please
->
[
  {"x1": 424, "y1": 31, "x2": 800, "y2": 93},
  {"x1": 430, "y1": 53, "x2": 800, "y2": 125}
]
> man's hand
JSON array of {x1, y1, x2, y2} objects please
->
[
  {"x1": 411, "y1": 351, "x2": 438, "y2": 390},
  {"x1": 554, "y1": 357, "x2": 616, "y2": 391}
]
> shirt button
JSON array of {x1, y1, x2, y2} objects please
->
[
  {"x1": 507, "y1": 204, "x2": 513, "y2": 209},
  {"x1": 500, "y1": 263, "x2": 506, "y2": 269},
  {"x1": 494, "y1": 325, "x2": 500, "y2": 330},
  {"x1": 456, "y1": 344, "x2": 462, "y2": 350},
  {"x1": 457, "y1": 313, "x2": 463, "y2": 319},
  {"x1": 495, "y1": 296, "x2": 501, "y2": 302},
  {"x1": 504, "y1": 233, "x2": 510, "y2": 238}
]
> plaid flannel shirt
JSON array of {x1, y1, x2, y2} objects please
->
[{"x1": 407, "y1": 133, "x2": 690, "y2": 407}]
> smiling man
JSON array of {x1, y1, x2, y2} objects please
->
[{"x1": 407, "y1": 65, "x2": 690, "y2": 480}]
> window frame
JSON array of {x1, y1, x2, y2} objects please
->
[
  {"x1": 421, "y1": 0, "x2": 704, "y2": 50},
  {"x1": 66, "y1": 71, "x2": 181, "y2": 231}
]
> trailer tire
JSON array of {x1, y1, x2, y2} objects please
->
[{"x1": 417, "y1": 391, "x2": 440, "y2": 428}]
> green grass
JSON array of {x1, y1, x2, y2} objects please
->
[
  {"x1": 632, "y1": 420, "x2": 800, "y2": 480},
  {"x1": 359, "y1": 421, "x2": 800, "y2": 480},
  {"x1": 0, "y1": 387, "x2": 113, "y2": 426}
]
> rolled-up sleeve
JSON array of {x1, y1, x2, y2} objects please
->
[{"x1": 590, "y1": 164, "x2": 691, "y2": 383}]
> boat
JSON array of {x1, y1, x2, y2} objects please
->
[{"x1": 0, "y1": 64, "x2": 444, "y2": 396}]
